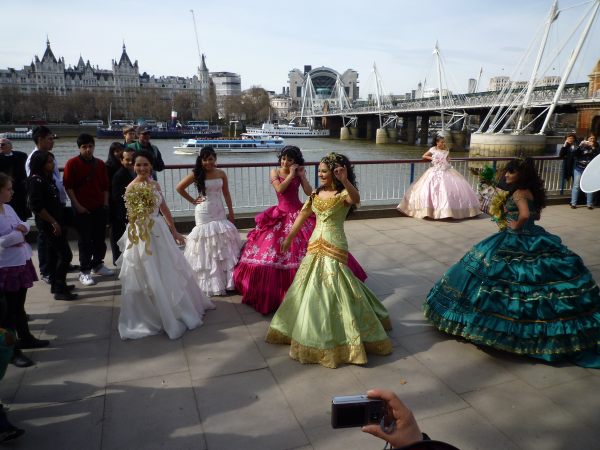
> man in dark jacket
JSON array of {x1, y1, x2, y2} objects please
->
[
  {"x1": 110, "y1": 147, "x2": 135, "y2": 264},
  {"x1": 0, "y1": 139, "x2": 30, "y2": 221},
  {"x1": 126, "y1": 128, "x2": 165, "y2": 175},
  {"x1": 570, "y1": 134, "x2": 599, "y2": 209},
  {"x1": 559, "y1": 132, "x2": 577, "y2": 182}
]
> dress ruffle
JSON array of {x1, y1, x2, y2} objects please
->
[
  {"x1": 0, "y1": 260, "x2": 37, "y2": 292},
  {"x1": 185, "y1": 219, "x2": 242, "y2": 296}
]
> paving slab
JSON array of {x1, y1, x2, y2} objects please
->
[
  {"x1": 103, "y1": 371, "x2": 205, "y2": 450},
  {"x1": 193, "y1": 368, "x2": 308, "y2": 450},
  {"x1": 8, "y1": 396, "x2": 104, "y2": 450}
]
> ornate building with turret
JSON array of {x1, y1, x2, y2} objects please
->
[{"x1": 0, "y1": 39, "x2": 211, "y2": 109}]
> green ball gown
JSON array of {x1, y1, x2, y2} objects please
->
[
  {"x1": 266, "y1": 191, "x2": 392, "y2": 368},
  {"x1": 425, "y1": 196, "x2": 600, "y2": 367}
]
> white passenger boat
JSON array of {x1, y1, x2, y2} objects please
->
[
  {"x1": 0, "y1": 129, "x2": 33, "y2": 140},
  {"x1": 245, "y1": 122, "x2": 329, "y2": 137},
  {"x1": 174, "y1": 133, "x2": 285, "y2": 155}
]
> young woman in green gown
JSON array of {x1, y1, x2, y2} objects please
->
[
  {"x1": 265, "y1": 153, "x2": 392, "y2": 368},
  {"x1": 425, "y1": 157, "x2": 600, "y2": 367}
]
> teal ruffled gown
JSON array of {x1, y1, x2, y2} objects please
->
[
  {"x1": 424, "y1": 197, "x2": 600, "y2": 367},
  {"x1": 266, "y1": 191, "x2": 392, "y2": 368}
]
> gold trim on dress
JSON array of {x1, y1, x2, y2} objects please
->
[
  {"x1": 307, "y1": 237, "x2": 348, "y2": 265},
  {"x1": 266, "y1": 328, "x2": 393, "y2": 368}
]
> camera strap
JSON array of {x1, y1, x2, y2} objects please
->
[{"x1": 380, "y1": 417, "x2": 397, "y2": 449}]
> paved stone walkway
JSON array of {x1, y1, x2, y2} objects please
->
[{"x1": 2, "y1": 205, "x2": 599, "y2": 450}]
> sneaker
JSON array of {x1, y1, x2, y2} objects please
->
[
  {"x1": 79, "y1": 272, "x2": 96, "y2": 286},
  {"x1": 92, "y1": 264, "x2": 114, "y2": 277},
  {"x1": 570, "y1": 205, "x2": 577, "y2": 209},
  {"x1": 41, "y1": 274, "x2": 51, "y2": 284}
]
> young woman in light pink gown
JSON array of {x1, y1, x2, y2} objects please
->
[
  {"x1": 397, "y1": 136, "x2": 480, "y2": 219},
  {"x1": 234, "y1": 146, "x2": 367, "y2": 315}
]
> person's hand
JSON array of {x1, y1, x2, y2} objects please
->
[
  {"x1": 507, "y1": 220, "x2": 519, "y2": 230},
  {"x1": 297, "y1": 166, "x2": 306, "y2": 178},
  {"x1": 333, "y1": 165, "x2": 348, "y2": 183},
  {"x1": 289, "y1": 164, "x2": 299, "y2": 176},
  {"x1": 15, "y1": 224, "x2": 27, "y2": 234},
  {"x1": 361, "y1": 389, "x2": 423, "y2": 448},
  {"x1": 280, "y1": 236, "x2": 292, "y2": 252},
  {"x1": 51, "y1": 222, "x2": 62, "y2": 236},
  {"x1": 194, "y1": 195, "x2": 206, "y2": 204},
  {"x1": 172, "y1": 229, "x2": 185, "y2": 246},
  {"x1": 75, "y1": 204, "x2": 89, "y2": 214}
]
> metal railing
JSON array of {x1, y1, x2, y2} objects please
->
[{"x1": 156, "y1": 156, "x2": 569, "y2": 215}]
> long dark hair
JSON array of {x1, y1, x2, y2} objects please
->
[
  {"x1": 505, "y1": 157, "x2": 546, "y2": 210},
  {"x1": 193, "y1": 146, "x2": 217, "y2": 196},
  {"x1": 106, "y1": 142, "x2": 125, "y2": 167},
  {"x1": 277, "y1": 145, "x2": 305, "y2": 166},
  {"x1": 28, "y1": 151, "x2": 55, "y2": 178},
  {"x1": 316, "y1": 152, "x2": 358, "y2": 214}
]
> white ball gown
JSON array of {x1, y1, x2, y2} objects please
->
[
  {"x1": 397, "y1": 148, "x2": 480, "y2": 219},
  {"x1": 184, "y1": 178, "x2": 242, "y2": 296},
  {"x1": 118, "y1": 184, "x2": 214, "y2": 340}
]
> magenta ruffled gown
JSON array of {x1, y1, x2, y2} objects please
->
[{"x1": 234, "y1": 176, "x2": 366, "y2": 314}]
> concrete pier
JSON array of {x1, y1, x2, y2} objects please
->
[
  {"x1": 450, "y1": 130, "x2": 468, "y2": 152},
  {"x1": 341, "y1": 126, "x2": 360, "y2": 140},
  {"x1": 419, "y1": 115, "x2": 429, "y2": 145},
  {"x1": 375, "y1": 127, "x2": 399, "y2": 144},
  {"x1": 406, "y1": 117, "x2": 417, "y2": 145},
  {"x1": 469, "y1": 133, "x2": 547, "y2": 169}
]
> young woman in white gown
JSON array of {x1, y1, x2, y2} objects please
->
[
  {"x1": 118, "y1": 151, "x2": 214, "y2": 340},
  {"x1": 397, "y1": 136, "x2": 480, "y2": 219},
  {"x1": 176, "y1": 147, "x2": 242, "y2": 296}
]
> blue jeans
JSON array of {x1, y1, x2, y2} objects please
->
[{"x1": 571, "y1": 169, "x2": 593, "y2": 206}]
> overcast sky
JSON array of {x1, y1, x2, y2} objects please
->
[{"x1": 2, "y1": 0, "x2": 599, "y2": 97}]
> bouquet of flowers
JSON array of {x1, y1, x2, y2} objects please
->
[
  {"x1": 477, "y1": 165, "x2": 509, "y2": 230},
  {"x1": 125, "y1": 182, "x2": 157, "y2": 255},
  {"x1": 488, "y1": 190, "x2": 509, "y2": 231}
]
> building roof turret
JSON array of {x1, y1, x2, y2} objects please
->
[
  {"x1": 118, "y1": 43, "x2": 134, "y2": 67},
  {"x1": 42, "y1": 37, "x2": 57, "y2": 63}
]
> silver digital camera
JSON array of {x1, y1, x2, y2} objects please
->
[{"x1": 331, "y1": 395, "x2": 385, "y2": 428}]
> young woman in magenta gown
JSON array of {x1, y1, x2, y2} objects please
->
[{"x1": 234, "y1": 146, "x2": 366, "y2": 314}]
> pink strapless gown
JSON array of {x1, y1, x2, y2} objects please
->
[
  {"x1": 234, "y1": 176, "x2": 367, "y2": 314},
  {"x1": 397, "y1": 148, "x2": 480, "y2": 219}
]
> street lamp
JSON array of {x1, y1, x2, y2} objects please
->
[{"x1": 229, "y1": 120, "x2": 239, "y2": 137}]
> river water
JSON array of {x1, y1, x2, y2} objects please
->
[{"x1": 10, "y1": 137, "x2": 448, "y2": 167}]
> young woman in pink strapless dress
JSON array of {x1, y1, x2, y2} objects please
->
[
  {"x1": 397, "y1": 136, "x2": 480, "y2": 219},
  {"x1": 234, "y1": 146, "x2": 367, "y2": 314}
]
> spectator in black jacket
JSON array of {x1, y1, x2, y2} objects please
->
[
  {"x1": 569, "y1": 134, "x2": 599, "y2": 209},
  {"x1": 109, "y1": 147, "x2": 135, "y2": 265},
  {"x1": 26, "y1": 152, "x2": 77, "y2": 301},
  {"x1": 0, "y1": 139, "x2": 30, "y2": 221}
]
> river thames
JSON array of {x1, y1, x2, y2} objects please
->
[{"x1": 9, "y1": 137, "x2": 446, "y2": 167}]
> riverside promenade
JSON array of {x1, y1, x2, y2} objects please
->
[{"x1": 2, "y1": 205, "x2": 599, "y2": 450}]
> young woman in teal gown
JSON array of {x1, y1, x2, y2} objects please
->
[
  {"x1": 265, "y1": 153, "x2": 392, "y2": 368},
  {"x1": 425, "y1": 158, "x2": 600, "y2": 367}
]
